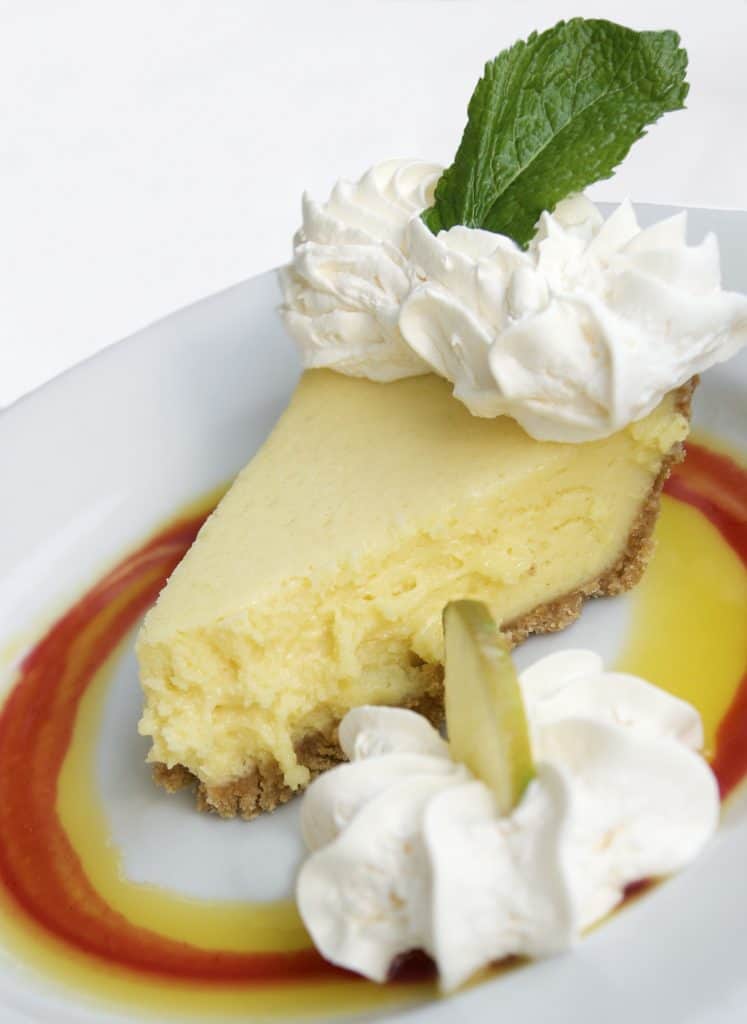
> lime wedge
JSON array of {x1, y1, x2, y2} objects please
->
[{"x1": 443, "y1": 600, "x2": 534, "y2": 815}]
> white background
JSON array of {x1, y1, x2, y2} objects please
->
[{"x1": 2, "y1": 0, "x2": 746, "y2": 408}]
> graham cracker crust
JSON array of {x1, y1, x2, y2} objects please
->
[{"x1": 152, "y1": 381, "x2": 695, "y2": 820}]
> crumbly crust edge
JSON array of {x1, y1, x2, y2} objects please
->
[{"x1": 152, "y1": 381, "x2": 695, "y2": 820}]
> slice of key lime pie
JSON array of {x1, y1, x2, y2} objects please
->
[{"x1": 137, "y1": 19, "x2": 747, "y2": 818}]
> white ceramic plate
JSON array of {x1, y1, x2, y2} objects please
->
[{"x1": 1, "y1": 205, "x2": 746, "y2": 1024}]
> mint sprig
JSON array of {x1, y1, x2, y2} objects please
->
[{"x1": 422, "y1": 18, "x2": 688, "y2": 246}]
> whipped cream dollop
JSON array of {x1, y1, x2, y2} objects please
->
[
  {"x1": 280, "y1": 160, "x2": 747, "y2": 442},
  {"x1": 279, "y1": 159, "x2": 440, "y2": 381},
  {"x1": 296, "y1": 650, "x2": 719, "y2": 992}
]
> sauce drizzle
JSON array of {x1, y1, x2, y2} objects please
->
[{"x1": 0, "y1": 440, "x2": 744, "y2": 1013}]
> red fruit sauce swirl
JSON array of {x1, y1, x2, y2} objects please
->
[
  {"x1": 668, "y1": 444, "x2": 747, "y2": 798},
  {"x1": 0, "y1": 517, "x2": 334, "y2": 984}
]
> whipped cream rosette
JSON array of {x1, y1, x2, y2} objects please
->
[
  {"x1": 296, "y1": 650, "x2": 718, "y2": 992},
  {"x1": 279, "y1": 159, "x2": 440, "y2": 381},
  {"x1": 281, "y1": 161, "x2": 747, "y2": 442}
]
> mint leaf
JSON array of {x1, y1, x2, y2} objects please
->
[{"x1": 422, "y1": 19, "x2": 688, "y2": 245}]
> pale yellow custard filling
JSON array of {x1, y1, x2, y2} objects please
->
[{"x1": 137, "y1": 370, "x2": 687, "y2": 789}]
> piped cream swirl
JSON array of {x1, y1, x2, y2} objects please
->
[
  {"x1": 280, "y1": 162, "x2": 747, "y2": 442},
  {"x1": 279, "y1": 159, "x2": 440, "y2": 380},
  {"x1": 296, "y1": 650, "x2": 719, "y2": 992}
]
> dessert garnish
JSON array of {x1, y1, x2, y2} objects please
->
[
  {"x1": 443, "y1": 601, "x2": 533, "y2": 814},
  {"x1": 281, "y1": 19, "x2": 747, "y2": 442},
  {"x1": 296, "y1": 602, "x2": 719, "y2": 992},
  {"x1": 420, "y1": 19, "x2": 688, "y2": 242}
]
